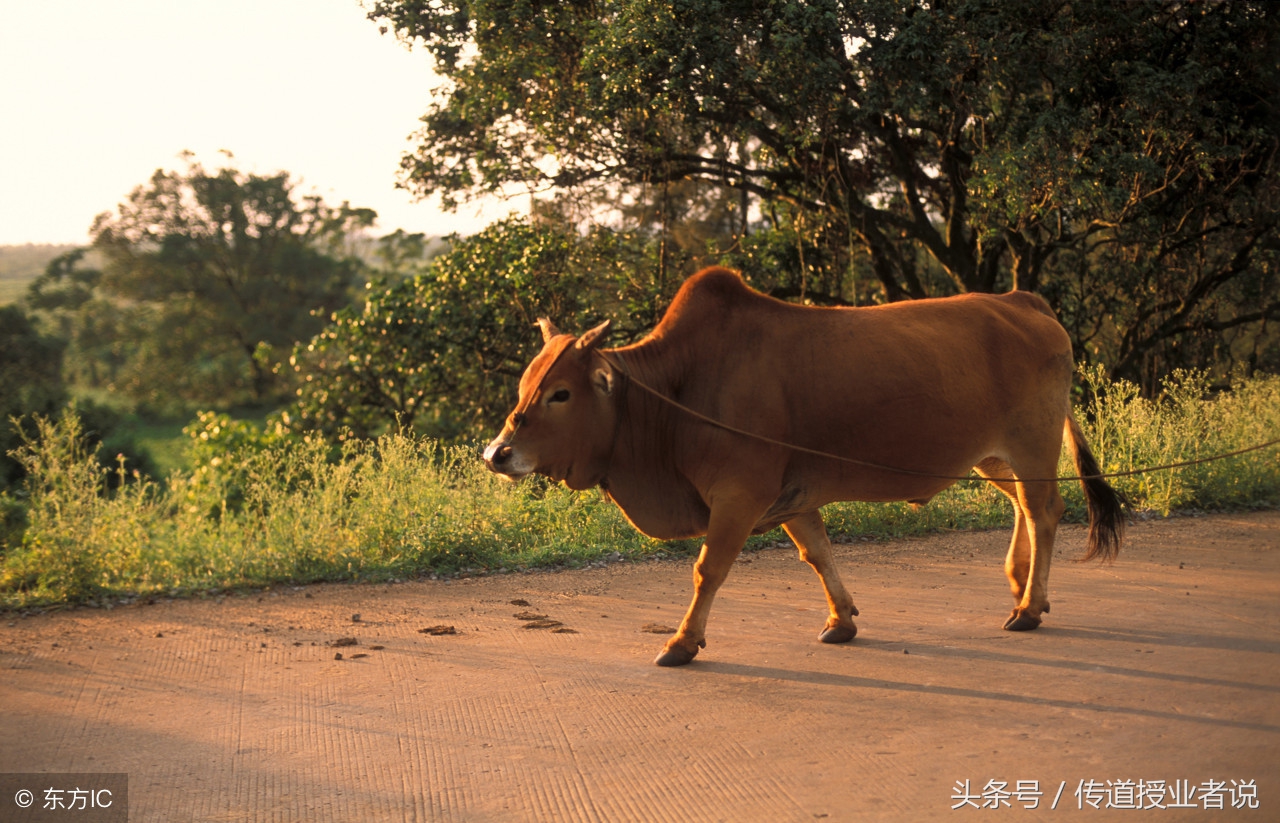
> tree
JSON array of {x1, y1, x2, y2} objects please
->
[
  {"x1": 24, "y1": 249, "x2": 127, "y2": 392},
  {"x1": 288, "y1": 218, "x2": 620, "y2": 439},
  {"x1": 82, "y1": 154, "x2": 376, "y2": 411},
  {"x1": 0, "y1": 305, "x2": 67, "y2": 490},
  {"x1": 370, "y1": 0, "x2": 1279, "y2": 386}
]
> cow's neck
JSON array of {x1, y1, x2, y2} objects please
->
[{"x1": 596, "y1": 344, "x2": 710, "y2": 541}]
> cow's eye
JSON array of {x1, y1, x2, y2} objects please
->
[{"x1": 549, "y1": 388, "x2": 571, "y2": 404}]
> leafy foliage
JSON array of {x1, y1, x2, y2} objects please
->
[
  {"x1": 3, "y1": 375, "x2": 1276, "y2": 608},
  {"x1": 0, "y1": 244, "x2": 81, "y2": 305},
  {"x1": 31, "y1": 155, "x2": 377, "y2": 413},
  {"x1": 0, "y1": 305, "x2": 67, "y2": 490},
  {"x1": 0, "y1": 410, "x2": 679, "y2": 606},
  {"x1": 369, "y1": 0, "x2": 1280, "y2": 386},
  {"x1": 287, "y1": 217, "x2": 627, "y2": 438}
]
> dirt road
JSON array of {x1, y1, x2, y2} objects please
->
[{"x1": 2, "y1": 511, "x2": 1277, "y2": 821}]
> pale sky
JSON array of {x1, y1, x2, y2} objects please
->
[{"x1": 0, "y1": 0, "x2": 517, "y2": 246}]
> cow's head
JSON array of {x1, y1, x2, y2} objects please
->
[{"x1": 483, "y1": 317, "x2": 617, "y2": 490}]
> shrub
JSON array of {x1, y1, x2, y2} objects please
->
[{"x1": 1, "y1": 370, "x2": 1276, "y2": 608}]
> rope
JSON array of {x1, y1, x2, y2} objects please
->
[{"x1": 597, "y1": 350, "x2": 1280, "y2": 485}]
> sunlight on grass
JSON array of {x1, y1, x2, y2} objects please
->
[{"x1": 1, "y1": 371, "x2": 1277, "y2": 608}]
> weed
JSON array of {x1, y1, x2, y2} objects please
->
[{"x1": 1, "y1": 371, "x2": 1276, "y2": 608}]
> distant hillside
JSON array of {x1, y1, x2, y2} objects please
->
[
  {"x1": 1, "y1": 236, "x2": 450, "y2": 307},
  {"x1": 0, "y1": 244, "x2": 83, "y2": 305}
]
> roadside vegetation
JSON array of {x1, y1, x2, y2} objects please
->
[
  {"x1": 2, "y1": 2, "x2": 1277, "y2": 608},
  {"x1": 2, "y1": 369, "x2": 1276, "y2": 609}
]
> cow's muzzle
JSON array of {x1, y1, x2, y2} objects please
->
[
  {"x1": 483, "y1": 438, "x2": 529, "y2": 479},
  {"x1": 483, "y1": 441, "x2": 512, "y2": 470}
]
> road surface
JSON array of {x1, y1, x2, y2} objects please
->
[{"x1": 2, "y1": 511, "x2": 1276, "y2": 821}]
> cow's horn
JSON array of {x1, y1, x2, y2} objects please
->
[
  {"x1": 537, "y1": 317, "x2": 561, "y2": 343},
  {"x1": 576, "y1": 319, "x2": 611, "y2": 351}
]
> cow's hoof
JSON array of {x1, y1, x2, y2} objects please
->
[
  {"x1": 819, "y1": 623, "x2": 857, "y2": 644},
  {"x1": 655, "y1": 637, "x2": 706, "y2": 670},
  {"x1": 1003, "y1": 610, "x2": 1042, "y2": 632},
  {"x1": 654, "y1": 640, "x2": 702, "y2": 667}
]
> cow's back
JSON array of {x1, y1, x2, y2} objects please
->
[
  {"x1": 634, "y1": 269, "x2": 1075, "y2": 508},
  {"x1": 654, "y1": 270, "x2": 1071, "y2": 420}
]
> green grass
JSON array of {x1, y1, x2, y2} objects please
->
[
  {"x1": 133, "y1": 420, "x2": 190, "y2": 477},
  {"x1": 0, "y1": 413, "x2": 694, "y2": 608},
  {"x1": 1, "y1": 370, "x2": 1277, "y2": 609}
]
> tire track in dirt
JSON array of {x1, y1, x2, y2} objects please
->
[
  {"x1": 302, "y1": 656, "x2": 411, "y2": 821},
  {"x1": 569, "y1": 588, "x2": 897, "y2": 820},
  {"x1": 82, "y1": 627, "x2": 240, "y2": 821},
  {"x1": 406, "y1": 638, "x2": 605, "y2": 821},
  {"x1": 368, "y1": 601, "x2": 817, "y2": 823},
  {"x1": 170, "y1": 633, "x2": 265, "y2": 822},
  {"x1": 2, "y1": 512, "x2": 1276, "y2": 821},
  {"x1": 513, "y1": 602, "x2": 815, "y2": 822}
]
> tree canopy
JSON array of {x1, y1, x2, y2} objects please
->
[
  {"x1": 370, "y1": 0, "x2": 1280, "y2": 387},
  {"x1": 288, "y1": 218, "x2": 630, "y2": 438},
  {"x1": 30, "y1": 156, "x2": 377, "y2": 412},
  {"x1": 0, "y1": 305, "x2": 66, "y2": 490}
]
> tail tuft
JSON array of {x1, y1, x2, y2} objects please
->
[{"x1": 1065, "y1": 417, "x2": 1128, "y2": 562}]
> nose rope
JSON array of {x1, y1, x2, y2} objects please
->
[{"x1": 595, "y1": 350, "x2": 1280, "y2": 484}]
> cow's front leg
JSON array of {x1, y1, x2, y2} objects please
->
[
  {"x1": 655, "y1": 498, "x2": 760, "y2": 667},
  {"x1": 783, "y1": 511, "x2": 858, "y2": 644}
]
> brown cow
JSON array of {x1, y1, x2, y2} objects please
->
[{"x1": 484, "y1": 267, "x2": 1125, "y2": 666}]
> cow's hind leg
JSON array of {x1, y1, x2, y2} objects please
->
[
  {"x1": 783, "y1": 511, "x2": 858, "y2": 644},
  {"x1": 977, "y1": 458, "x2": 1065, "y2": 630},
  {"x1": 1005, "y1": 477, "x2": 1065, "y2": 631},
  {"x1": 976, "y1": 458, "x2": 1033, "y2": 606}
]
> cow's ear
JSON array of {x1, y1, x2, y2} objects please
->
[
  {"x1": 537, "y1": 317, "x2": 561, "y2": 343},
  {"x1": 591, "y1": 365, "x2": 615, "y2": 397},
  {"x1": 576, "y1": 319, "x2": 611, "y2": 351}
]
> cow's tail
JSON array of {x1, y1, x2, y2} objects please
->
[{"x1": 1064, "y1": 416, "x2": 1127, "y2": 563}]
